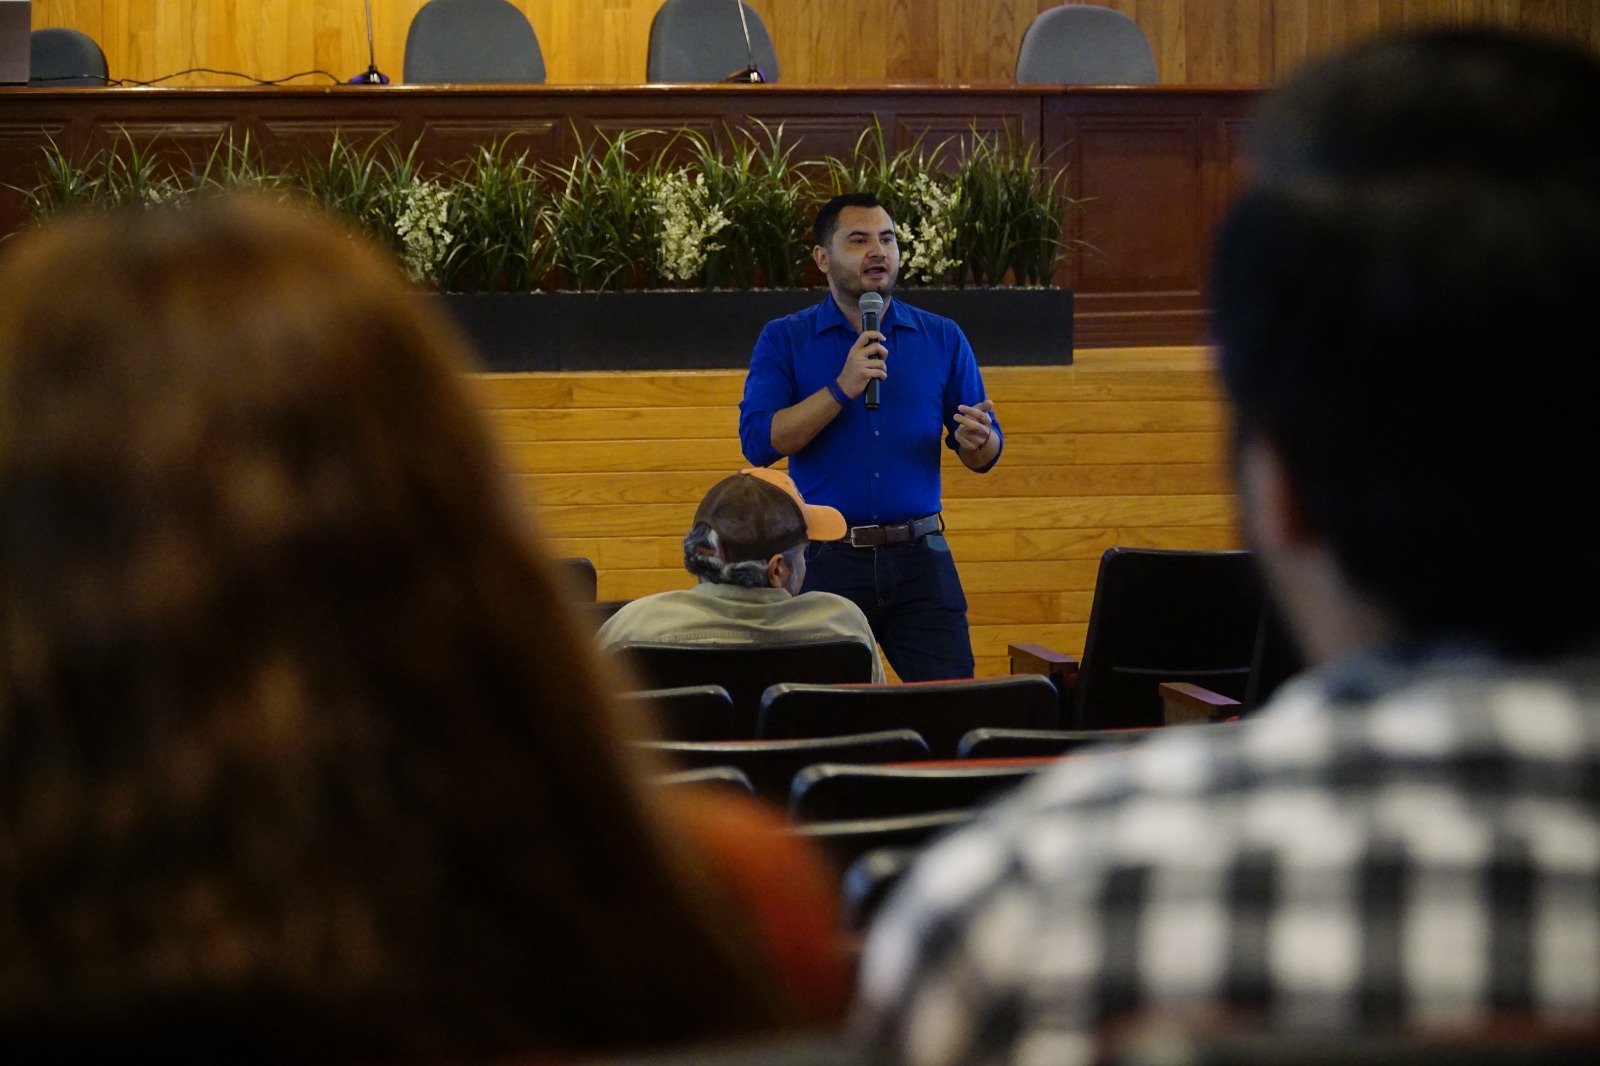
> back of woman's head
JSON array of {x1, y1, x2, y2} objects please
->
[{"x1": 0, "y1": 197, "x2": 785, "y2": 1059}]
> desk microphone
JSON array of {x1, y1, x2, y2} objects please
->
[
  {"x1": 723, "y1": 0, "x2": 766, "y2": 83},
  {"x1": 348, "y1": 0, "x2": 390, "y2": 84},
  {"x1": 860, "y1": 291, "x2": 884, "y2": 410}
]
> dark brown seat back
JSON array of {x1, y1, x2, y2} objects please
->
[
  {"x1": 1075, "y1": 547, "x2": 1263, "y2": 728},
  {"x1": 640, "y1": 730, "x2": 929, "y2": 804},
  {"x1": 789, "y1": 760, "x2": 1052, "y2": 822},
  {"x1": 757, "y1": 674, "x2": 1059, "y2": 758},
  {"x1": 617, "y1": 640, "x2": 876, "y2": 739},
  {"x1": 957, "y1": 725, "x2": 1161, "y2": 759},
  {"x1": 622, "y1": 685, "x2": 737, "y2": 742}
]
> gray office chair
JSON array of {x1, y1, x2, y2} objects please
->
[
  {"x1": 647, "y1": 0, "x2": 779, "y2": 83},
  {"x1": 403, "y1": 0, "x2": 546, "y2": 85},
  {"x1": 30, "y1": 28, "x2": 109, "y2": 86},
  {"x1": 1015, "y1": 5, "x2": 1158, "y2": 85}
]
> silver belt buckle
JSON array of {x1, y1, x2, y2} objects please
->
[{"x1": 847, "y1": 524, "x2": 875, "y2": 547}]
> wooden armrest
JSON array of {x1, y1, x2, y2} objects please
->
[
  {"x1": 1007, "y1": 642, "x2": 1080, "y2": 678},
  {"x1": 1009, "y1": 643, "x2": 1081, "y2": 727},
  {"x1": 1159, "y1": 681, "x2": 1241, "y2": 726}
]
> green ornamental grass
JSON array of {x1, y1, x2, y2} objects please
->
[{"x1": 22, "y1": 124, "x2": 1081, "y2": 292}]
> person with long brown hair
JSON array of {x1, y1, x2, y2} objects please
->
[{"x1": 0, "y1": 196, "x2": 845, "y2": 1060}]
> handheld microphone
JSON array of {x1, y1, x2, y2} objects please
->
[
  {"x1": 859, "y1": 291, "x2": 884, "y2": 411},
  {"x1": 348, "y1": 0, "x2": 390, "y2": 84},
  {"x1": 723, "y1": 0, "x2": 767, "y2": 83}
]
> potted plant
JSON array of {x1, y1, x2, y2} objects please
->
[{"x1": 19, "y1": 124, "x2": 1082, "y2": 370}]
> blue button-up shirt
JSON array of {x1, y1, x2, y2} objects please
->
[{"x1": 739, "y1": 295, "x2": 1001, "y2": 527}]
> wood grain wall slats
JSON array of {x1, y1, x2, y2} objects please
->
[
  {"x1": 478, "y1": 350, "x2": 1240, "y2": 680},
  {"x1": 34, "y1": 1, "x2": 1600, "y2": 89}
]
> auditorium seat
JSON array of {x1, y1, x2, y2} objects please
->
[
  {"x1": 647, "y1": 0, "x2": 780, "y2": 83},
  {"x1": 756, "y1": 675, "x2": 1059, "y2": 759},
  {"x1": 554, "y1": 556, "x2": 598, "y2": 602},
  {"x1": 640, "y1": 730, "x2": 930, "y2": 805},
  {"x1": 622, "y1": 685, "x2": 738, "y2": 743},
  {"x1": 1015, "y1": 5, "x2": 1157, "y2": 85},
  {"x1": 613, "y1": 640, "x2": 877, "y2": 739},
  {"x1": 30, "y1": 28, "x2": 108, "y2": 86},
  {"x1": 655, "y1": 765, "x2": 754, "y2": 793},
  {"x1": 1008, "y1": 547, "x2": 1264, "y2": 729},
  {"x1": 788, "y1": 759, "x2": 1054, "y2": 823},
  {"x1": 403, "y1": 0, "x2": 546, "y2": 85},
  {"x1": 956, "y1": 725, "x2": 1161, "y2": 759},
  {"x1": 794, "y1": 809, "x2": 972, "y2": 877}
]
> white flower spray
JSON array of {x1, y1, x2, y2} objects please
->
[
  {"x1": 651, "y1": 168, "x2": 730, "y2": 283},
  {"x1": 140, "y1": 181, "x2": 185, "y2": 208},
  {"x1": 394, "y1": 179, "x2": 454, "y2": 283},
  {"x1": 899, "y1": 173, "x2": 961, "y2": 284}
]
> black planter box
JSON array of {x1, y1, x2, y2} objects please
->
[{"x1": 434, "y1": 288, "x2": 1074, "y2": 372}]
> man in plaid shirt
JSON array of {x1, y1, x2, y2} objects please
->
[{"x1": 854, "y1": 27, "x2": 1600, "y2": 1066}]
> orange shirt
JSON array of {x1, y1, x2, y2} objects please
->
[{"x1": 669, "y1": 789, "x2": 852, "y2": 1026}]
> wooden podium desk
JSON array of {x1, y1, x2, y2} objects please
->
[{"x1": 0, "y1": 83, "x2": 1255, "y2": 347}]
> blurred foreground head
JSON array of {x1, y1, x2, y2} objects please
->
[
  {"x1": 0, "y1": 197, "x2": 785, "y2": 1059},
  {"x1": 1211, "y1": 28, "x2": 1600, "y2": 658}
]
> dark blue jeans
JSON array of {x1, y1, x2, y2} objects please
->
[{"x1": 802, "y1": 534, "x2": 975, "y2": 681}]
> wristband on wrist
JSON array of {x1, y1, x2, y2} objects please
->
[{"x1": 825, "y1": 379, "x2": 850, "y2": 408}]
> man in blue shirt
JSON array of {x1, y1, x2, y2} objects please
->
[{"x1": 739, "y1": 192, "x2": 1001, "y2": 681}]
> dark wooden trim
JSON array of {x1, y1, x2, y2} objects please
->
[{"x1": 0, "y1": 84, "x2": 1256, "y2": 348}]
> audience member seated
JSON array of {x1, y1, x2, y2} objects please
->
[
  {"x1": 599, "y1": 468, "x2": 887, "y2": 682},
  {"x1": 854, "y1": 27, "x2": 1600, "y2": 1065},
  {"x1": 0, "y1": 196, "x2": 847, "y2": 1058}
]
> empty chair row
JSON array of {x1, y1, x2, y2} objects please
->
[
  {"x1": 32, "y1": 4, "x2": 1158, "y2": 88},
  {"x1": 644, "y1": 721, "x2": 1160, "y2": 804},
  {"x1": 409, "y1": 1, "x2": 1153, "y2": 85},
  {"x1": 626, "y1": 672, "x2": 1060, "y2": 753},
  {"x1": 404, "y1": 0, "x2": 774, "y2": 85},
  {"x1": 617, "y1": 640, "x2": 878, "y2": 738},
  {"x1": 657, "y1": 757, "x2": 1054, "y2": 825}
]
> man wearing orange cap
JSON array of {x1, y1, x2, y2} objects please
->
[{"x1": 597, "y1": 468, "x2": 887, "y2": 682}]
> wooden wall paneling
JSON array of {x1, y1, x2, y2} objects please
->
[
  {"x1": 309, "y1": 0, "x2": 348, "y2": 81},
  {"x1": 1048, "y1": 89, "x2": 1256, "y2": 347},
  {"x1": 257, "y1": 118, "x2": 406, "y2": 165},
  {"x1": 43, "y1": 0, "x2": 99, "y2": 49},
  {"x1": 414, "y1": 117, "x2": 564, "y2": 170},
  {"x1": 95, "y1": 119, "x2": 235, "y2": 167},
  {"x1": 1124, "y1": 0, "x2": 1190, "y2": 82},
  {"x1": 741, "y1": 112, "x2": 880, "y2": 168},
  {"x1": 124, "y1": 0, "x2": 156, "y2": 83},
  {"x1": 884, "y1": 0, "x2": 942, "y2": 82},
  {"x1": 470, "y1": 369, "x2": 746, "y2": 409},
  {"x1": 889, "y1": 111, "x2": 1036, "y2": 170},
  {"x1": 29, "y1": 1, "x2": 1600, "y2": 90},
  {"x1": 1186, "y1": 0, "x2": 1276, "y2": 84},
  {"x1": 1073, "y1": 114, "x2": 1205, "y2": 291},
  {"x1": 0, "y1": 121, "x2": 63, "y2": 226},
  {"x1": 942, "y1": 492, "x2": 1238, "y2": 530},
  {"x1": 487, "y1": 405, "x2": 739, "y2": 443},
  {"x1": 502, "y1": 439, "x2": 753, "y2": 474}
]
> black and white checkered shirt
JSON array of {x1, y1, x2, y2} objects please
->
[{"x1": 854, "y1": 648, "x2": 1600, "y2": 1066}]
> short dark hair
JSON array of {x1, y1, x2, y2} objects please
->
[
  {"x1": 814, "y1": 191, "x2": 887, "y2": 248},
  {"x1": 1211, "y1": 28, "x2": 1600, "y2": 654}
]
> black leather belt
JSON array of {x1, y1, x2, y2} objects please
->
[{"x1": 845, "y1": 513, "x2": 942, "y2": 548}]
